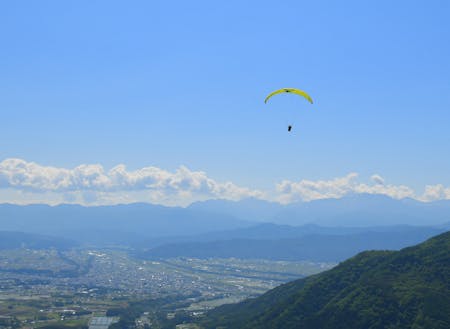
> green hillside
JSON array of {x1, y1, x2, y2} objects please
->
[{"x1": 199, "y1": 231, "x2": 450, "y2": 329}]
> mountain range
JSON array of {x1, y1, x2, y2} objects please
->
[
  {"x1": 1, "y1": 194, "x2": 449, "y2": 253},
  {"x1": 140, "y1": 226, "x2": 446, "y2": 262},
  {"x1": 1, "y1": 194, "x2": 449, "y2": 239},
  {"x1": 199, "y1": 231, "x2": 450, "y2": 329},
  {"x1": 189, "y1": 194, "x2": 450, "y2": 226}
]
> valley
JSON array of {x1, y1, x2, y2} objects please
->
[{"x1": 0, "y1": 248, "x2": 332, "y2": 329}]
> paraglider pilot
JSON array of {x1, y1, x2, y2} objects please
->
[{"x1": 264, "y1": 88, "x2": 313, "y2": 133}]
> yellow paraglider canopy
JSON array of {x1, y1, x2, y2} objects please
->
[{"x1": 264, "y1": 88, "x2": 313, "y2": 104}]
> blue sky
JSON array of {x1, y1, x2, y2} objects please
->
[{"x1": 1, "y1": 1, "x2": 450, "y2": 205}]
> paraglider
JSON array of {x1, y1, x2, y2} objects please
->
[
  {"x1": 264, "y1": 88, "x2": 313, "y2": 104},
  {"x1": 264, "y1": 88, "x2": 313, "y2": 132}
]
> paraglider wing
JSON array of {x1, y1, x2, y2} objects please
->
[{"x1": 264, "y1": 88, "x2": 313, "y2": 104}]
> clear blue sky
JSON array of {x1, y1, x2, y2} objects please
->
[{"x1": 1, "y1": 0, "x2": 449, "y2": 200}]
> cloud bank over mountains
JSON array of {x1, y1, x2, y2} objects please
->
[
  {"x1": 276, "y1": 173, "x2": 416, "y2": 203},
  {"x1": 0, "y1": 158, "x2": 263, "y2": 206},
  {"x1": 0, "y1": 158, "x2": 449, "y2": 206}
]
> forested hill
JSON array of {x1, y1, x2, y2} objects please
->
[{"x1": 199, "y1": 231, "x2": 450, "y2": 329}]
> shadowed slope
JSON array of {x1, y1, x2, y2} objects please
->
[{"x1": 200, "y1": 231, "x2": 450, "y2": 329}]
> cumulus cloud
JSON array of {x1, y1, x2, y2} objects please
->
[
  {"x1": 371, "y1": 174, "x2": 385, "y2": 185},
  {"x1": 276, "y1": 173, "x2": 359, "y2": 203},
  {"x1": 1, "y1": 158, "x2": 449, "y2": 206},
  {"x1": 275, "y1": 173, "x2": 416, "y2": 204},
  {"x1": 420, "y1": 184, "x2": 450, "y2": 202},
  {"x1": 0, "y1": 159, "x2": 106, "y2": 191},
  {"x1": 0, "y1": 158, "x2": 263, "y2": 205}
]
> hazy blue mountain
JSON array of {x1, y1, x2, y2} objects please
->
[
  {"x1": 189, "y1": 198, "x2": 284, "y2": 222},
  {"x1": 190, "y1": 194, "x2": 450, "y2": 226},
  {"x1": 146, "y1": 223, "x2": 445, "y2": 246},
  {"x1": 200, "y1": 231, "x2": 450, "y2": 329},
  {"x1": 141, "y1": 226, "x2": 445, "y2": 262},
  {"x1": 1, "y1": 195, "x2": 449, "y2": 247},
  {"x1": 0, "y1": 203, "x2": 251, "y2": 243},
  {"x1": 0, "y1": 231, "x2": 78, "y2": 250},
  {"x1": 282, "y1": 194, "x2": 450, "y2": 226}
]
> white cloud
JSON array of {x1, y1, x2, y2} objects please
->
[
  {"x1": 275, "y1": 173, "x2": 416, "y2": 204},
  {"x1": 1, "y1": 158, "x2": 449, "y2": 206},
  {"x1": 420, "y1": 184, "x2": 450, "y2": 202},
  {"x1": 276, "y1": 173, "x2": 359, "y2": 203},
  {"x1": 0, "y1": 158, "x2": 263, "y2": 206},
  {"x1": 371, "y1": 174, "x2": 385, "y2": 185}
]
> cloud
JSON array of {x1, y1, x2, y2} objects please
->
[
  {"x1": 276, "y1": 173, "x2": 359, "y2": 203},
  {"x1": 0, "y1": 159, "x2": 106, "y2": 191},
  {"x1": 420, "y1": 184, "x2": 450, "y2": 202},
  {"x1": 1, "y1": 158, "x2": 449, "y2": 206},
  {"x1": 275, "y1": 173, "x2": 415, "y2": 203},
  {"x1": 0, "y1": 158, "x2": 263, "y2": 205},
  {"x1": 371, "y1": 174, "x2": 385, "y2": 185}
]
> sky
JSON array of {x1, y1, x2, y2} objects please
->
[{"x1": 1, "y1": 1, "x2": 450, "y2": 206}]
